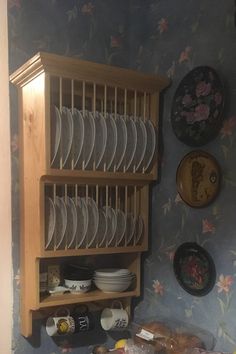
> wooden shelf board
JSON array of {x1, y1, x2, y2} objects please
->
[
  {"x1": 39, "y1": 289, "x2": 139, "y2": 308},
  {"x1": 40, "y1": 245, "x2": 147, "y2": 258},
  {"x1": 42, "y1": 169, "x2": 155, "y2": 185}
]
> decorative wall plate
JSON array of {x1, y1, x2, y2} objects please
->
[
  {"x1": 173, "y1": 242, "x2": 216, "y2": 296},
  {"x1": 176, "y1": 150, "x2": 220, "y2": 208},
  {"x1": 171, "y1": 66, "x2": 224, "y2": 146}
]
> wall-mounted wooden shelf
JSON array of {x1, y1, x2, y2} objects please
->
[{"x1": 10, "y1": 52, "x2": 169, "y2": 337}]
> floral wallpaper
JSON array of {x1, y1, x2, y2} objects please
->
[{"x1": 8, "y1": 0, "x2": 236, "y2": 353}]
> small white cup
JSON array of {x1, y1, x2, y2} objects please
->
[
  {"x1": 100, "y1": 301, "x2": 129, "y2": 331},
  {"x1": 46, "y1": 307, "x2": 75, "y2": 336}
]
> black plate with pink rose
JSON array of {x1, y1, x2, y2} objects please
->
[{"x1": 171, "y1": 66, "x2": 225, "y2": 146}]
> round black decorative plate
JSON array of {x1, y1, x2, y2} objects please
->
[
  {"x1": 173, "y1": 242, "x2": 216, "y2": 296},
  {"x1": 171, "y1": 66, "x2": 225, "y2": 146}
]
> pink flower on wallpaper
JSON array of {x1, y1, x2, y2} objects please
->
[
  {"x1": 182, "y1": 94, "x2": 192, "y2": 106},
  {"x1": 194, "y1": 104, "x2": 210, "y2": 121},
  {"x1": 179, "y1": 46, "x2": 192, "y2": 64},
  {"x1": 110, "y1": 35, "x2": 122, "y2": 48},
  {"x1": 81, "y1": 2, "x2": 94, "y2": 15},
  {"x1": 8, "y1": 0, "x2": 21, "y2": 9},
  {"x1": 216, "y1": 274, "x2": 234, "y2": 293},
  {"x1": 220, "y1": 116, "x2": 236, "y2": 138},
  {"x1": 202, "y1": 219, "x2": 216, "y2": 234},
  {"x1": 158, "y1": 18, "x2": 168, "y2": 33},
  {"x1": 167, "y1": 61, "x2": 176, "y2": 79},
  {"x1": 166, "y1": 250, "x2": 175, "y2": 261},
  {"x1": 11, "y1": 134, "x2": 19, "y2": 153},
  {"x1": 195, "y1": 81, "x2": 211, "y2": 97},
  {"x1": 153, "y1": 280, "x2": 165, "y2": 296},
  {"x1": 175, "y1": 193, "x2": 183, "y2": 204},
  {"x1": 214, "y1": 92, "x2": 222, "y2": 105}
]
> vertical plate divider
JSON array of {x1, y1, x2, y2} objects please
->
[
  {"x1": 93, "y1": 83, "x2": 96, "y2": 171},
  {"x1": 59, "y1": 77, "x2": 63, "y2": 170},
  {"x1": 71, "y1": 79, "x2": 74, "y2": 170},
  {"x1": 82, "y1": 81, "x2": 86, "y2": 171}
]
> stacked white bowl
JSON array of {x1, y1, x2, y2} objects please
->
[{"x1": 93, "y1": 268, "x2": 136, "y2": 293}]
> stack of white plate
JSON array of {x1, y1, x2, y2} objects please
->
[
  {"x1": 50, "y1": 106, "x2": 156, "y2": 173},
  {"x1": 93, "y1": 268, "x2": 136, "y2": 293}
]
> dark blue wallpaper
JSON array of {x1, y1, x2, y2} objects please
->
[{"x1": 8, "y1": 0, "x2": 236, "y2": 352}]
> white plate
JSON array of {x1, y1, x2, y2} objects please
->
[
  {"x1": 93, "y1": 112, "x2": 107, "y2": 169},
  {"x1": 124, "y1": 116, "x2": 137, "y2": 171},
  {"x1": 104, "y1": 114, "x2": 117, "y2": 171},
  {"x1": 114, "y1": 115, "x2": 127, "y2": 171},
  {"x1": 115, "y1": 209, "x2": 126, "y2": 246},
  {"x1": 125, "y1": 213, "x2": 135, "y2": 245},
  {"x1": 50, "y1": 106, "x2": 62, "y2": 168},
  {"x1": 45, "y1": 197, "x2": 56, "y2": 249},
  {"x1": 134, "y1": 215, "x2": 144, "y2": 245},
  {"x1": 61, "y1": 107, "x2": 74, "y2": 168},
  {"x1": 73, "y1": 197, "x2": 88, "y2": 248},
  {"x1": 97, "y1": 208, "x2": 108, "y2": 247},
  {"x1": 134, "y1": 117, "x2": 147, "y2": 172},
  {"x1": 143, "y1": 119, "x2": 156, "y2": 172},
  {"x1": 102, "y1": 206, "x2": 117, "y2": 246},
  {"x1": 82, "y1": 110, "x2": 95, "y2": 169},
  {"x1": 65, "y1": 197, "x2": 77, "y2": 249},
  {"x1": 71, "y1": 108, "x2": 84, "y2": 169},
  {"x1": 95, "y1": 268, "x2": 130, "y2": 277},
  {"x1": 84, "y1": 197, "x2": 99, "y2": 248},
  {"x1": 54, "y1": 197, "x2": 67, "y2": 249}
]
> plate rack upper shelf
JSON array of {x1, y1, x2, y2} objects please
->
[{"x1": 10, "y1": 52, "x2": 170, "y2": 182}]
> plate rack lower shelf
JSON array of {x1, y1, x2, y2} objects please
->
[{"x1": 40, "y1": 288, "x2": 140, "y2": 308}]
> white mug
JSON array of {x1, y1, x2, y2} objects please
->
[
  {"x1": 100, "y1": 301, "x2": 129, "y2": 331},
  {"x1": 46, "y1": 307, "x2": 75, "y2": 336}
]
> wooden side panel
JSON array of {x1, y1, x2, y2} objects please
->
[{"x1": 20, "y1": 73, "x2": 47, "y2": 336}]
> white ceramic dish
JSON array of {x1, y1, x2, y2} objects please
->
[
  {"x1": 134, "y1": 215, "x2": 144, "y2": 245},
  {"x1": 65, "y1": 197, "x2": 77, "y2": 249},
  {"x1": 61, "y1": 107, "x2": 74, "y2": 168},
  {"x1": 54, "y1": 196, "x2": 67, "y2": 249},
  {"x1": 102, "y1": 206, "x2": 117, "y2": 246},
  {"x1": 143, "y1": 119, "x2": 156, "y2": 172},
  {"x1": 104, "y1": 114, "x2": 117, "y2": 171},
  {"x1": 45, "y1": 197, "x2": 56, "y2": 249},
  {"x1": 93, "y1": 111, "x2": 107, "y2": 169},
  {"x1": 48, "y1": 286, "x2": 70, "y2": 295},
  {"x1": 97, "y1": 208, "x2": 108, "y2": 247},
  {"x1": 50, "y1": 106, "x2": 62, "y2": 168},
  {"x1": 95, "y1": 268, "x2": 131, "y2": 277},
  {"x1": 82, "y1": 110, "x2": 95, "y2": 169},
  {"x1": 73, "y1": 196, "x2": 88, "y2": 248},
  {"x1": 71, "y1": 108, "x2": 84, "y2": 169},
  {"x1": 64, "y1": 278, "x2": 92, "y2": 293},
  {"x1": 115, "y1": 209, "x2": 126, "y2": 246},
  {"x1": 114, "y1": 115, "x2": 127, "y2": 171},
  {"x1": 85, "y1": 197, "x2": 99, "y2": 248},
  {"x1": 134, "y1": 117, "x2": 147, "y2": 172},
  {"x1": 124, "y1": 116, "x2": 137, "y2": 171},
  {"x1": 125, "y1": 213, "x2": 135, "y2": 245},
  {"x1": 93, "y1": 279, "x2": 132, "y2": 293}
]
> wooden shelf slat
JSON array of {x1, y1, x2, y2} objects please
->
[{"x1": 39, "y1": 289, "x2": 139, "y2": 308}]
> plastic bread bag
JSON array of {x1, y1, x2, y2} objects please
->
[
  {"x1": 130, "y1": 317, "x2": 216, "y2": 354},
  {"x1": 124, "y1": 339, "x2": 155, "y2": 354}
]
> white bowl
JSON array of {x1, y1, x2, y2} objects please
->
[
  {"x1": 64, "y1": 278, "x2": 92, "y2": 293},
  {"x1": 93, "y1": 279, "x2": 132, "y2": 293}
]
